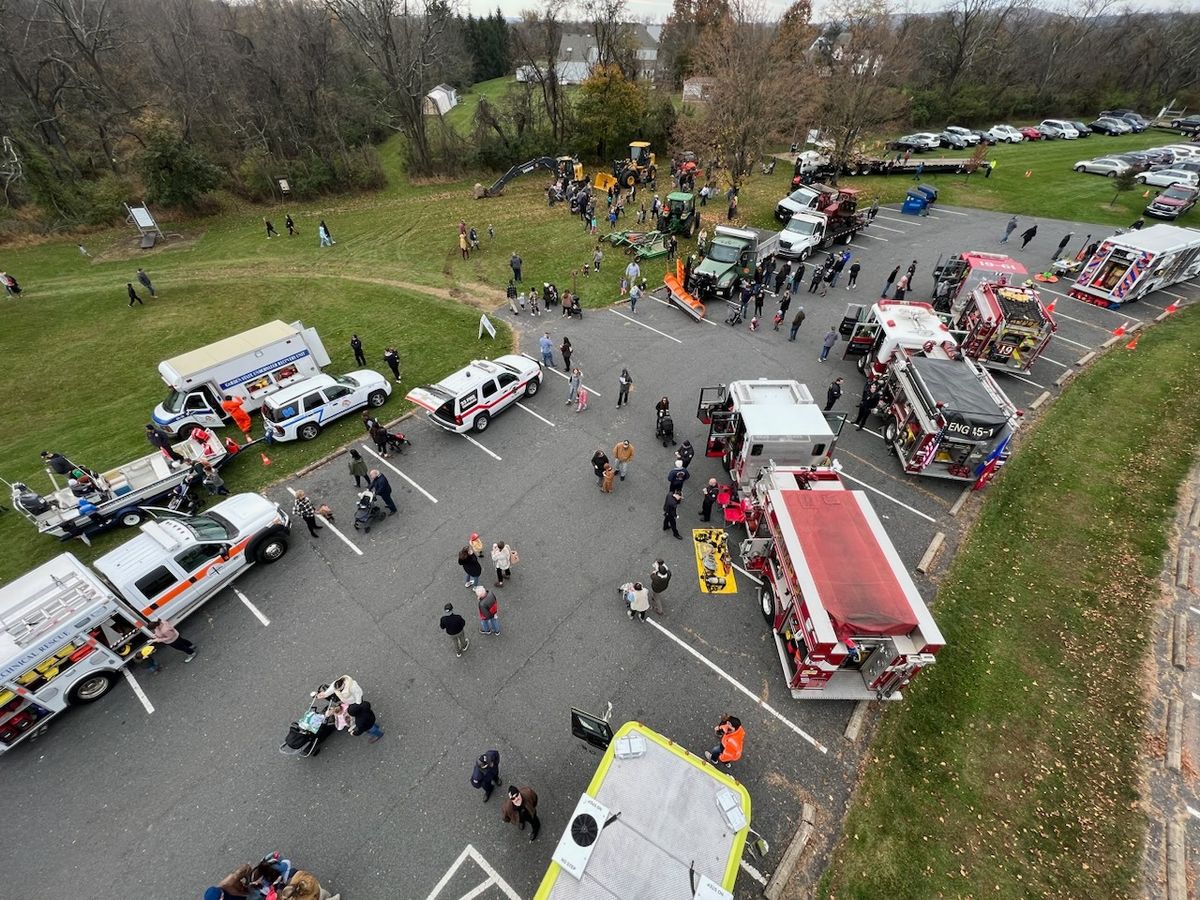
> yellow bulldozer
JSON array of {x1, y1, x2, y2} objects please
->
[{"x1": 593, "y1": 141, "x2": 657, "y2": 192}]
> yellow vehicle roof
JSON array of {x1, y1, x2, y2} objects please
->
[{"x1": 630, "y1": 141, "x2": 651, "y2": 148}]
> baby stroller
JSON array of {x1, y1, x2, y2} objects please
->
[
  {"x1": 279, "y1": 686, "x2": 336, "y2": 758},
  {"x1": 564, "y1": 296, "x2": 583, "y2": 319},
  {"x1": 724, "y1": 298, "x2": 744, "y2": 326},
  {"x1": 354, "y1": 491, "x2": 387, "y2": 533},
  {"x1": 656, "y1": 413, "x2": 675, "y2": 447},
  {"x1": 543, "y1": 282, "x2": 559, "y2": 308},
  {"x1": 166, "y1": 472, "x2": 203, "y2": 514},
  {"x1": 384, "y1": 430, "x2": 412, "y2": 455}
]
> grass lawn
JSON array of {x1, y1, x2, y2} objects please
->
[
  {"x1": 818, "y1": 308, "x2": 1200, "y2": 898},
  {"x1": 441, "y1": 75, "x2": 513, "y2": 136}
]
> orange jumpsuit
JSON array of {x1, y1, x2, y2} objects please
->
[{"x1": 221, "y1": 397, "x2": 252, "y2": 433}]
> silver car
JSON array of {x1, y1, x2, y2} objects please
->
[{"x1": 1073, "y1": 157, "x2": 1132, "y2": 177}]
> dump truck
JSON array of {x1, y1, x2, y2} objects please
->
[{"x1": 664, "y1": 226, "x2": 779, "y2": 321}]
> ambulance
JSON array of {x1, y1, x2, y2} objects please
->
[{"x1": 0, "y1": 493, "x2": 290, "y2": 753}]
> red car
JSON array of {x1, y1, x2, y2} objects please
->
[
  {"x1": 1145, "y1": 183, "x2": 1199, "y2": 219},
  {"x1": 1019, "y1": 126, "x2": 1043, "y2": 141}
]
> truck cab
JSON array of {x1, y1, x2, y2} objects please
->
[
  {"x1": 776, "y1": 211, "x2": 827, "y2": 259},
  {"x1": 775, "y1": 183, "x2": 835, "y2": 222},
  {"x1": 693, "y1": 226, "x2": 780, "y2": 299}
]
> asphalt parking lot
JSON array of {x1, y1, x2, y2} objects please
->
[{"x1": 1, "y1": 201, "x2": 1197, "y2": 900}]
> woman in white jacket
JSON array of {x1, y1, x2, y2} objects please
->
[{"x1": 491, "y1": 542, "x2": 515, "y2": 587}]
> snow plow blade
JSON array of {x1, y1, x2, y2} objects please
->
[{"x1": 664, "y1": 260, "x2": 705, "y2": 321}]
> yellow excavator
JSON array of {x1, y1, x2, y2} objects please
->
[
  {"x1": 593, "y1": 141, "x2": 657, "y2": 192},
  {"x1": 476, "y1": 156, "x2": 585, "y2": 198}
]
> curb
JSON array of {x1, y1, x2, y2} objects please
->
[
  {"x1": 1167, "y1": 819, "x2": 1187, "y2": 900},
  {"x1": 1167, "y1": 699, "x2": 1182, "y2": 772},
  {"x1": 764, "y1": 802, "x2": 817, "y2": 900},
  {"x1": 917, "y1": 531, "x2": 946, "y2": 574},
  {"x1": 844, "y1": 699, "x2": 870, "y2": 742},
  {"x1": 1173, "y1": 613, "x2": 1188, "y2": 670}
]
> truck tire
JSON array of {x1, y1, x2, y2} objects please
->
[
  {"x1": 253, "y1": 533, "x2": 289, "y2": 564},
  {"x1": 884, "y1": 421, "x2": 898, "y2": 444},
  {"x1": 119, "y1": 509, "x2": 146, "y2": 528},
  {"x1": 298, "y1": 422, "x2": 321, "y2": 441},
  {"x1": 759, "y1": 584, "x2": 775, "y2": 625},
  {"x1": 686, "y1": 216, "x2": 696, "y2": 238},
  {"x1": 524, "y1": 378, "x2": 540, "y2": 398},
  {"x1": 474, "y1": 411, "x2": 491, "y2": 433},
  {"x1": 624, "y1": 171, "x2": 636, "y2": 188},
  {"x1": 68, "y1": 671, "x2": 117, "y2": 705},
  {"x1": 820, "y1": 234, "x2": 834, "y2": 250},
  {"x1": 367, "y1": 390, "x2": 388, "y2": 408},
  {"x1": 857, "y1": 354, "x2": 869, "y2": 374},
  {"x1": 177, "y1": 424, "x2": 197, "y2": 440}
]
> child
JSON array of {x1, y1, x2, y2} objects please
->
[
  {"x1": 317, "y1": 503, "x2": 335, "y2": 524},
  {"x1": 529, "y1": 289, "x2": 540, "y2": 317},
  {"x1": 576, "y1": 386, "x2": 589, "y2": 413},
  {"x1": 601, "y1": 463, "x2": 615, "y2": 493},
  {"x1": 773, "y1": 310, "x2": 785, "y2": 331},
  {"x1": 518, "y1": 291, "x2": 527, "y2": 314},
  {"x1": 748, "y1": 316, "x2": 759, "y2": 331},
  {"x1": 470, "y1": 532, "x2": 484, "y2": 557},
  {"x1": 620, "y1": 277, "x2": 629, "y2": 296},
  {"x1": 582, "y1": 263, "x2": 590, "y2": 278}
]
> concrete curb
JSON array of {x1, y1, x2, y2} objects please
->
[
  {"x1": 1167, "y1": 700, "x2": 1182, "y2": 772},
  {"x1": 1166, "y1": 819, "x2": 1187, "y2": 900},
  {"x1": 1075, "y1": 351, "x2": 1096, "y2": 366},
  {"x1": 917, "y1": 532, "x2": 946, "y2": 574},
  {"x1": 1055, "y1": 369, "x2": 1075, "y2": 388},
  {"x1": 1029, "y1": 390, "x2": 1052, "y2": 410},
  {"x1": 844, "y1": 700, "x2": 870, "y2": 742},
  {"x1": 764, "y1": 802, "x2": 817, "y2": 900},
  {"x1": 1189, "y1": 498, "x2": 1200, "y2": 530},
  {"x1": 1173, "y1": 613, "x2": 1188, "y2": 670},
  {"x1": 949, "y1": 486, "x2": 972, "y2": 517},
  {"x1": 1176, "y1": 547, "x2": 1192, "y2": 590}
]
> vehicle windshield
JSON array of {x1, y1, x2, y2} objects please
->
[
  {"x1": 1163, "y1": 186, "x2": 1194, "y2": 199},
  {"x1": 162, "y1": 390, "x2": 187, "y2": 414},
  {"x1": 180, "y1": 512, "x2": 234, "y2": 541},
  {"x1": 705, "y1": 243, "x2": 740, "y2": 263},
  {"x1": 785, "y1": 218, "x2": 818, "y2": 236},
  {"x1": 262, "y1": 402, "x2": 291, "y2": 423},
  {"x1": 336, "y1": 375, "x2": 361, "y2": 388},
  {"x1": 787, "y1": 188, "x2": 815, "y2": 204}
]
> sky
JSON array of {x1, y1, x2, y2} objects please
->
[{"x1": 462, "y1": 0, "x2": 1185, "y2": 22}]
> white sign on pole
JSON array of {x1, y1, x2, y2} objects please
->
[{"x1": 479, "y1": 315, "x2": 496, "y2": 340}]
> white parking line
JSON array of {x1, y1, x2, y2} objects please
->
[
  {"x1": 1006, "y1": 372, "x2": 1046, "y2": 389},
  {"x1": 1047, "y1": 306, "x2": 1113, "y2": 331},
  {"x1": 731, "y1": 562, "x2": 762, "y2": 584},
  {"x1": 1042, "y1": 286, "x2": 1143, "y2": 322},
  {"x1": 515, "y1": 401, "x2": 557, "y2": 426},
  {"x1": 234, "y1": 587, "x2": 270, "y2": 626},
  {"x1": 1160, "y1": 289, "x2": 1187, "y2": 300},
  {"x1": 423, "y1": 845, "x2": 521, "y2": 900},
  {"x1": 362, "y1": 445, "x2": 439, "y2": 503},
  {"x1": 610, "y1": 308, "x2": 684, "y2": 343},
  {"x1": 542, "y1": 365, "x2": 604, "y2": 394},
  {"x1": 858, "y1": 233, "x2": 889, "y2": 242},
  {"x1": 460, "y1": 432, "x2": 501, "y2": 460},
  {"x1": 876, "y1": 214, "x2": 920, "y2": 226},
  {"x1": 647, "y1": 618, "x2": 829, "y2": 754},
  {"x1": 1053, "y1": 333, "x2": 1091, "y2": 350},
  {"x1": 837, "y1": 472, "x2": 938, "y2": 523},
  {"x1": 1037, "y1": 354, "x2": 1070, "y2": 369},
  {"x1": 285, "y1": 486, "x2": 365, "y2": 554},
  {"x1": 1188, "y1": 805, "x2": 1200, "y2": 821},
  {"x1": 868, "y1": 222, "x2": 907, "y2": 234},
  {"x1": 940, "y1": 208, "x2": 969, "y2": 216},
  {"x1": 1191, "y1": 606, "x2": 1200, "y2": 616},
  {"x1": 122, "y1": 668, "x2": 155, "y2": 715},
  {"x1": 740, "y1": 859, "x2": 769, "y2": 886}
]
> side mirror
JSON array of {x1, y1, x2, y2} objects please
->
[{"x1": 218, "y1": 543, "x2": 232, "y2": 560}]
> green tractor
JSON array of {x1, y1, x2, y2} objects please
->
[{"x1": 656, "y1": 192, "x2": 697, "y2": 238}]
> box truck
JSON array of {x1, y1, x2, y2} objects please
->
[{"x1": 151, "y1": 321, "x2": 331, "y2": 436}]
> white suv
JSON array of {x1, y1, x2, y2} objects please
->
[
  {"x1": 262, "y1": 371, "x2": 391, "y2": 441},
  {"x1": 1039, "y1": 119, "x2": 1079, "y2": 139},
  {"x1": 407, "y1": 355, "x2": 543, "y2": 433},
  {"x1": 987, "y1": 125, "x2": 1024, "y2": 143}
]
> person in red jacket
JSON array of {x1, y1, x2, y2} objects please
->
[
  {"x1": 704, "y1": 715, "x2": 744, "y2": 765},
  {"x1": 221, "y1": 395, "x2": 253, "y2": 438}
]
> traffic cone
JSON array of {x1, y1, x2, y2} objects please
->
[
  {"x1": 1044, "y1": 300, "x2": 1056, "y2": 314},
  {"x1": 1166, "y1": 302, "x2": 1179, "y2": 314},
  {"x1": 260, "y1": 451, "x2": 272, "y2": 466},
  {"x1": 1112, "y1": 321, "x2": 1129, "y2": 336},
  {"x1": 1125, "y1": 334, "x2": 1140, "y2": 350},
  {"x1": 1142, "y1": 190, "x2": 1151, "y2": 198}
]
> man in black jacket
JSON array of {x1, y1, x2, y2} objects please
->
[
  {"x1": 824, "y1": 378, "x2": 843, "y2": 412},
  {"x1": 346, "y1": 701, "x2": 384, "y2": 743},
  {"x1": 649, "y1": 560, "x2": 672, "y2": 616},
  {"x1": 662, "y1": 490, "x2": 683, "y2": 539},
  {"x1": 368, "y1": 469, "x2": 397, "y2": 514},
  {"x1": 471, "y1": 749, "x2": 501, "y2": 801},
  {"x1": 440, "y1": 603, "x2": 469, "y2": 657}
]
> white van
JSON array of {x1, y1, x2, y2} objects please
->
[
  {"x1": 406, "y1": 356, "x2": 542, "y2": 433},
  {"x1": 262, "y1": 371, "x2": 391, "y2": 441}
]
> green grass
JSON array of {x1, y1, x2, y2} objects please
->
[
  {"x1": 818, "y1": 309, "x2": 1200, "y2": 898},
  {"x1": 442, "y1": 75, "x2": 513, "y2": 136}
]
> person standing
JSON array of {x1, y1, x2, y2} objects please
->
[
  {"x1": 678, "y1": 439, "x2": 694, "y2": 469},
  {"x1": 1051, "y1": 232, "x2": 1073, "y2": 260},
  {"x1": 625, "y1": 259, "x2": 640, "y2": 290},
  {"x1": 727, "y1": 193, "x2": 738, "y2": 221},
  {"x1": 136, "y1": 268, "x2": 157, "y2": 298},
  {"x1": 510, "y1": 252, "x2": 522, "y2": 282},
  {"x1": 265, "y1": 218, "x2": 279, "y2": 239},
  {"x1": 662, "y1": 489, "x2": 683, "y2": 539},
  {"x1": 459, "y1": 231, "x2": 470, "y2": 260},
  {"x1": 807, "y1": 265, "x2": 823, "y2": 294},
  {"x1": 624, "y1": 582, "x2": 650, "y2": 621},
  {"x1": 1019, "y1": 224, "x2": 1038, "y2": 250},
  {"x1": 440, "y1": 603, "x2": 470, "y2": 657},
  {"x1": 592, "y1": 247, "x2": 604, "y2": 273},
  {"x1": 346, "y1": 701, "x2": 384, "y2": 743},
  {"x1": 906, "y1": 260, "x2": 918, "y2": 281},
  {"x1": 700, "y1": 478, "x2": 719, "y2": 523},
  {"x1": 704, "y1": 715, "x2": 745, "y2": 765},
  {"x1": 491, "y1": 541, "x2": 514, "y2": 586},
  {"x1": 368, "y1": 469, "x2": 397, "y2": 514},
  {"x1": 667, "y1": 459, "x2": 690, "y2": 493},
  {"x1": 201, "y1": 463, "x2": 229, "y2": 496},
  {"x1": 127, "y1": 283, "x2": 144, "y2": 307},
  {"x1": 629, "y1": 280, "x2": 642, "y2": 313},
  {"x1": 318, "y1": 220, "x2": 334, "y2": 246},
  {"x1": 829, "y1": 254, "x2": 849, "y2": 288},
  {"x1": 285, "y1": 213, "x2": 297, "y2": 236},
  {"x1": 893, "y1": 273, "x2": 910, "y2": 301},
  {"x1": 567, "y1": 368, "x2": 582, "y2": 406},
  {"x1": 383, "y1": 347, "x2": 401, "y2": 382},
  {"x1": 1001, "y1": 216, "x2": 1018, "y2": 243},
  {"x1": 591, "y1": 449, "x2": 610, "y2": 487},
  {"x1": 471, "y1": 750, "x2": 501, "y2": 801},
  {"x1": 617, "y1": 368, "x2": 632, "y2": 408},
  {"x1": 560, "y1": 337, "x2": 572, "y2": 372},
  {"x1": 539, "y1": 332, "x2": 555, "y2": 367},
  {"x1": 502, "y1": 786, "x2": 540, "y2": 841},
  {"x1": 476, "y1": 586, "x2": 500, "y2": 635},
  {"x1": 147, "y1": 617, "x2": 198, "y2": 666},
  {"x1": 869, "y1": 197, "x2": 880, "y2": 220},
  {"x1": 145, "y1": 424, "x2": 184, "y2": 462},
  {"x1": 824, "y1": 377, "x2": 844, "y2": 411},
  {"x1": 788, "y1": 306, "x2": 806, "y2": 341},
  {"x1": 882, "y1": 265, "x2": 900, "y2": 298},
  {"x1": 854, "y1": 383, "x2": 880, "y2": 430},
  {"x1": 819, "y1": 326, "x2": 838, "y2": 362},
  {"x1": 612, "y1": 440, "x2": 635, "y2": 481},
  {"x1": 458, "y1": 547, "x2": 483, "y2": 588},
  {"x1": 348, "y1": 449, "x2": 369, "y2": 488},
  {"x1": 649, "y1": 559, "x2": 671, "y2": 616},
  {"x1": 293, "y1": 490, "x2": 321, "y2": 537},
  {"x1": 846, "y1": 261, "x2": 861, "y2": 290},
  {"x1": 350, "y1": 334, "x2": 366, "y2": 366}
]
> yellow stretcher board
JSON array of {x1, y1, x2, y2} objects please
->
[{"x1": 692, "y1": 527, "x2": 738, "y2": 594}]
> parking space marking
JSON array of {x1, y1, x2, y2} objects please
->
[
  {"x1": 1041, "y1": 285, "x2": 1143, "y2": 323},
  {"x1": 876, "y1": 214, "x2": 920, "y2": 226},
  {"x1": 285, "y1": 486, "x2": 366, "y2": 554},
  {"x1": 731, "y1": 562, "x2": 762, "y2": 585},
  {"x1": 1190, "y1": 606, "x2": 1200, "y2": 616},
  {"x1": 460, "y1": 432, "x2": 502, "y2": 461},
  {"x1": 542, "y1": 365, "x2": 604, "y2": 395},
  {"x1": 940, "y1": 208, "x2": 969, "y2": 216},
  {"x1": 1045, "y1": 306, "x2": 1113, "y2": 331},
  {"x1": 858, "y1": 233, "x2": 889, "y2": 242},
  {"x1": 868, "y1": 222, "x2": 906, "y2": 234},
  {"x1": 122, "y1": 669, "x2": 155, "y2": 715},
  {"x1": 1053, "y1": 333, "x2": 1091, "y2": 350},
  {"x1": 362, "y1": 445, "x2": 439, "y2": 503},
  {"x1": 1037, "y1": 354, "x2": 1070, "y2": 369},
  {"x1": 1006, "y1": 372, "x2": 1046, "y2": 390},
  {"x1": 647, "y1": 618, "x2": 829, "y2": 754},
  {"x1": 1160, "y1": 289, "x2": 1187, "y2": 301},
  {"x1": 514, "y1": 401, "x2": 556, "y2": 427},
  {"x1": 740, "y1": 859, "x2": 769, "y2": 887},
  {"x1": 837, "y1": 471, "x2": 938, "y2": 523},
  {"x1": 1188, "y1": 806, "x2": 1200, "y2": 821},
  {"x1": 234, "y1": 587, "x2": 270, "y2": 626},
  {"x1": 610, "y1": 308, "x2": 684, "y2": 343},
  {"x1": 423, "y1": 845, "x2": 521, "y2": 900}
]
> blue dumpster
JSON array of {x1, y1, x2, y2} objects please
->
[
  {"x1": 916, "y1": 183, "x2": 938, "y2": 203},
  {"x1": 901, "y1": 191, "x2": 927, "y2": 215}
]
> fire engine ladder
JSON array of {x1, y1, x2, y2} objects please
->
[{"x1": 2, "y1": 572, "x2": 105, "y2": 648}]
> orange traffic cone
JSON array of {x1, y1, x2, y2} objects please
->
[
  {"x1": 1166, "y1": 302, "x2": 1179, "y2": 314},
  {"x1": 1142, "y1": 190, "x2": 1150, "y2": 198},
  {"x1": 1112, "y1": 321, "x2": 1129, "y2": 336},
  {"x1": 260, "y1": 451, "x2": 272, "y2": 466},
  {"x1": 1044, "y1": 300, "x2": 1056, "y2": 314},
  {"x1": 1125, "y1": 334, "x2": 1140, "y2": 350}
]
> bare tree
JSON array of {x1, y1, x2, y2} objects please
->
[
  {"x1": 581, "y1": 0, "x2": 637, "y2": 79},
  {"x1": 510, "y1": 1, "x2": 571, "y2": 145}
]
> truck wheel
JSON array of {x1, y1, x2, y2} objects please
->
[
  {"x1": 759, "y1": 585, "x2": 775, "y2": 625},
  {"x1": 298, "y1": 422, "x2": 322, "y2": 441},
  {"x1": 120, "y1": 509, "x2": 146, "y2": 528},
  {"x1": 367, "y1": 390, "x2": 387, "y2": 408},
  {"x1": 647, "y1": 165, "x2": 657, "y2": 183},
  {"x1": 177, "y1": 424, "x2": 197, "y2": 440},
  {"x1": 686, "y1": 217, "x2": 696, "y2": 238},
  {"x1": 857, "y1": 354, "x2": 868, "y2": 374},
  {"x1": 474, "y1": 411, "x2": 491, "y2": 433},
  {"x1": 69, "y1": 671, "x2": 117, "y2": 705},
  {"x1": 624, "y1": 172, "x2": 636, "y2": 188},
  {"x1": 524, "y1": 378, "x2": 540, "y2": 397},
  {"x1": 884, "y1": 422, "x2": 898, "y2": 444},
  {"x1": 255, "y1": 534, "x2": 289, "y2": 564},
  {"x1": 820, "y1": 235, "x2": 834, "y2": 250}
]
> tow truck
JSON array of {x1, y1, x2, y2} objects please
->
[{"x1": 737, "y1": 463, "x2": 943, "y2": 700}]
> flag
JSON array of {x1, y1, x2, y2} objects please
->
[{"x1": 972, "y1": 434, "x2": 1011, "y2": 491}]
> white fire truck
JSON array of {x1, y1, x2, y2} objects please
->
[
  {"x1": 0, "y1": 493, "x2": 290, "y2": 753},
  {"x1": 841, "y1": 300, "x2": 963, "y2": 377},
  {"x1": 739, "y1": 463, "x2": 943, "y2": 700},
  {"x1": 695, "y1": 380, "x2": 842, "y2": 491}
]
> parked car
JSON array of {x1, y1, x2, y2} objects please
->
[
  {"x1": 938, "y1": 130, "x2": 969, "y2": 149},
  {"x1": 1168, "y1": 160, "x2": 1200, "y2": 175},
  {"x1": 1102, "y1": 111, "x2": 1147, "y2": 132},
  {"x1": 406, "y1": 356, "x2": 543, "y2": 434},
  {"x1": 1069, "y1": 121, "x2": 1092, "y2": 138},
  {"x1": 900, "y1": 132, "x2": 942, "y2": 151},
  {"x1": 1145, "y1": 183, "x2": 1199, "y2": 219},
  {"x1": 970, "y1": 129, "x2": 997, "y2": 145},
  {"x1": 1090, "y1": 117, "x2": 1132, "y2": 135},
  {"x1": 1018, "y1": 126, "x2": 1044, "y2": 141},
  {"x1": 1073, "y1": 157, "x2": 1132, "y2": 177},
  {"x1": 261, "y1": 371, "x2": 392, "y2": 442},
  {"x1": 943, "y1": 126, "x2": 981, "y2": 146},
  {"x1": 987, "y1": 124, "x2": 1024, "y2": 143},
  {"x1": 1170, "y1": 115, "x2": 1200, "y2": 134},
  {"x1": 1136, "y1": 168, "x2": 1200, "y2": 188},
  {"x1": 1114, "y1": 153, "x2": 1152, "y2": 173},
  {"x1": 1163, "y1": 145, "x2": 1200, "y2": 161},
  {"x1": 1039, "y1": 119, "x2": 1079, "y2": 139}
]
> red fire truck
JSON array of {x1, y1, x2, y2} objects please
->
[
  {"x1": 738, "y1": 463, "x2": 943, "y2": 700},
  {"x1": 950, "y1": 279, "x2": 1056, "y2": 375},
  {"x1": 933, "y1": 250, "x2": 1028, "y2": 304}
]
